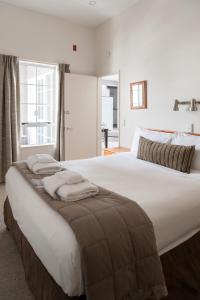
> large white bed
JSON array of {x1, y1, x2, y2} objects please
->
[{"x1": 6, "y1": 152, "x2": 200, "y2": 297}]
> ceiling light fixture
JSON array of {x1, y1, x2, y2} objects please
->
[{"x1": 89, "y1": 0, "x2": 96, "y2": 6}]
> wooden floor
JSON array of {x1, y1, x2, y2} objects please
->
[{"x1": 103, "y1": 147, "x2": 130, "y2": 156}]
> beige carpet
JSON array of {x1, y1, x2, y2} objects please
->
[{"x1": 0, "y1": 184, "x2": 34, "y2": 300}]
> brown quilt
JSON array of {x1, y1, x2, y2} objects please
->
[{"x1": 14, "y1": 162, "x2": 167, "y2": 300}]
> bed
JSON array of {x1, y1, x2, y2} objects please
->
[{"x1": 4, "y1": 129, "x2": 200, "y2": 300}]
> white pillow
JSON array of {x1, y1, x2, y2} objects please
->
[
  {"x1": 131, "y1": 127, "x2": 173, "y2": 156},
  {"x1": 171, "y1": 132, "x2": 200, "y2": 170}
]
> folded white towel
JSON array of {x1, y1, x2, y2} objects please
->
[
  {"x1": 27, "y1": 154, "x2": 56, "y2": 169},
  {"x1": 56, "y1": 170, "x2": 84, "y2": 185},
  {"x1": 57, "y1": 181, "x2": 99, "y2": 202},
  {"x1": 27, "y1": 154, "x2": 63, "y2": 174},
  {"x1": 31, "y1": 162, "x2": 63, "y2": 175},
  {"x1": 42, "y1": 170, "x2": 84, "y2": 199}
]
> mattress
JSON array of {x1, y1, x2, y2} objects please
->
[{"x1": 6, "y1": 153, "x2": 200, "y2": 296}]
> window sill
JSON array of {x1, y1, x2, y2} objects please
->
[{"x1": 20, "y1": 144, "x2": 55, "y2": 148}]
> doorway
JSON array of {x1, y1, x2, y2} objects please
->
[{"x1": 101, "y1": 74, "x2": 119, "y2": 154}]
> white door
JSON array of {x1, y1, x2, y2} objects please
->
[{"x1": 64, "y1": 73, "x2": 98, "y2": 160}]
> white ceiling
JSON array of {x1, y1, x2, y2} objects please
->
[{"x1": 1, "y1": 0, "x2": 138, "y2": 27}]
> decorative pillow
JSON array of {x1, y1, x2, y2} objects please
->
[
  {"x1": 172, "y1": 132, "x2": 200, "y2": 170},
  {"x1": 131, "y1": 127, "x2": 173, "y2": 156},
  {"x1": 137, "y1": 136, "x2": 195, "y2": 173}
]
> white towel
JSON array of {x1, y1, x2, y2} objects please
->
[
  {"x1": 27, "y1": 154, "x2": 63, "y2": 174},
  {"x1": 31, "y1": 162, "x2": 63, "y2": 175},
  {"x1": 56, "y1": 170, "x2": 84, "y2": 185},
  {"x1": 42, "y1": 170, "x2": 84, "y2": 199},
  {"x1": 42, "y1": 175, "x2": 67, "y2": 199},
  {"x1": 57, "y1": 181, "x2": 99, "y2": 202},
  {"x1": 27, "y1": 154, "x2": 56, "y2": 169}
]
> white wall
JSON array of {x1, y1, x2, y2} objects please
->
[
  {"x1": 0, "y1": 3, "x2": 96, "y2": 159},
  {"x1": 0, "y1": 3, "x2": 95, "y2": 74},
  {"x1": 2, "y1": 1, "x2": 200, "y2": 155},
  {"x1": 96, "y1": 0, "x2": 200, "y2": 147}
]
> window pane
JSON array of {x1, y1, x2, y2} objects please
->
[
  {"x1": 20, "y1": 61, "x2": 58, "y2": 146},
  {"x1": 21, "y1": 103, "x2": 37, "y2": 123},
  {"x1": 21, "y1": 125, "x2": 55, "y2": 146},
  {"x1": 37, "y1": 85, "x2": 51, "y2": 105},
  {"x1": 21, "y1": 126, "x2": 37, "y2": 145},
  {"x1": 37, "y1": 104, "x2": 50, "y2": 122},
  {"x1": 37, "y1": 67, "x2": 55, "y2": 86},
  {"x1": 21, "y1": 84, "x2": 36, "y2": 104},
  {"x1": 36, "y1": 126, "x2": 54, "y2": 145},
  {"x1": 20, "y1": 64, "x2": 36, "y2": 85}
]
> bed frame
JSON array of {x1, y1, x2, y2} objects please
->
[{"x1": 4, "y1": 129, "x2": 200, "y2": 300}]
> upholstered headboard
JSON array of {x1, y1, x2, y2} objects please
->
[{"x1": 148, "y1": 129, "x2": 200, "y2": 137}]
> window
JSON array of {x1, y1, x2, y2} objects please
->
[{"x1": 20, "y1": 61, "x2": 58, "y2": 146}]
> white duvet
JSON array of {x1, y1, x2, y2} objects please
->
[{"x1": 6, "y1": 153, "x2": 200, "y2": 297}]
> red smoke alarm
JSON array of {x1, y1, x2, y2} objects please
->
[{"x1": 73, "y1": 44, "x2": 77, "y2": 52}]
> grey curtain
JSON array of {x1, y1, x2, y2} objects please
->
[
  {"x1": 55, "y1": 64, "x2": 70, "y2": 161},
  {"x1": 0, "y1": 54, "x2": 20, "y2": 183}
]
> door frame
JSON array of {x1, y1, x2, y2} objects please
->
[{"x1": 97, "y1": 71, "x2": 121, "y2": 156}]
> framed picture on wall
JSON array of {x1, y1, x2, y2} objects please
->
[{"x1": 130, "y1": 80, "x2": 147, "y2": 109}]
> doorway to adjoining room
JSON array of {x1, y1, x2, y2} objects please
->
[{"x1": 101, "y1": 74, "x2": 119, "y2": 155}]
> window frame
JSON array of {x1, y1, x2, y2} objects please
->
[{"x1": 19, "y1": 60, "x2": 58, "y2": 147}]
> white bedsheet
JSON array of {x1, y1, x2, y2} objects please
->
[{"x1": 6, "y1": 153, "x2": 200, "y2": 296}]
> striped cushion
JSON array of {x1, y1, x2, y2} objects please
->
[{"x1": 137, "y1": 136, "x2": 195, "y2": 173}]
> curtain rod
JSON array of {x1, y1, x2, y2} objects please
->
[{"x1": 20, "y1": 58, "x2": 58, "y2": 66}]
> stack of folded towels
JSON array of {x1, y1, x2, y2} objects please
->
[
  {"x1": 27, "y1": 154, "x2": 63, "y2": 174},
  {"x1": 26, "y1": 154, "x2": 99, "y2": 201},
  {"x1": 42, "y1": 170, "x2": 99, "y2": 202}
]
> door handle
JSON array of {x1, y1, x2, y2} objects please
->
[{"x1": 66, "y1": 127, "x2": 73, "y2": 131}]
